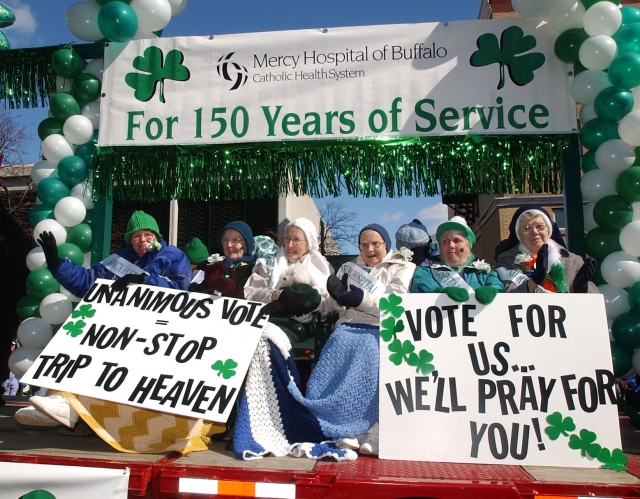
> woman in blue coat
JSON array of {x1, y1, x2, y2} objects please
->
[{"x1": 410, "y1": 216, "x2": 504, "y2": 303}]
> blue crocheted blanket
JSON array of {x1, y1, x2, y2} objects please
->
[{"x1": 233, "y1": 321, "x2": 380, "y2": 461}]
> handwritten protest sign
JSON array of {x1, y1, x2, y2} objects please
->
[
  {"x1": 379, "y1": 293, "x2": 621, "y2": 468},
  {"x1": 21, "y1": 279, "x2": 265, "y2": 422}
]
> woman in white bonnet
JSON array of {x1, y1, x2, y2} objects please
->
[{"x1": 244, "y1": 217, "x2": 333, "y2": 321}]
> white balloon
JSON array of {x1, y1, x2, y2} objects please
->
[
  {"x1": 84, "y1": 59, "x2": 104, "y2": 82},
  {"x1": 81, "y1": 100, "x2": 100, "y2": 130},
  {"x1": 55, "y1": 76, "x2": 73, "y2": 93},
  {"x1": 549, "y1": 0, "x2": 585, "y2": 33},
  {"x1": 579, "y1": 35, "x2": 618, "y2": 71},
  {"x1": 31, "y1": 160, "x2": 57, "y2": 186},
  {"x1": 619, "y1": 111, "x2": 640, "y2": 147},
  {"x1": 8, "y1": 347, "x2": 42, "y2": 377},
  {"x1": 579, "y1": 103, "x2": 597, "y2": 125},
  {"x1": 66, "y1": 1, "x2": 103, "y2": 42},
  {"x1": 54, "y1": 196, "x2": 87, "y2": 228},
  {"x1": 39, "y1": 292, "x2": 73, "y2": 325},
  {"x1": 33, "y1": 219, "x2": 67, "y2": 245},
  {"x1": 41, "y1": 134, "x2": 74, "y2": 166},
  {"x1": 570, "y1": 70, "x2": 611, "y2": 104},
  {"x1": 595, "y1": 139, "x2": 636, "y2": 175},
  {"x1": 60, "y1": 285, "x2": 83, "y2": 302},
  {"x1": 580, "y1": 169, "x2": 618, "y2": 202},
  {"x1": 17, "y1": 317, "x2": 54, "y2": 350},
  {"x1": 132, "y1": 29, "x2": 159, "y2": 40},
  {"x1": 620, "y1": 220, "x2": 640, "y2": 256},
  {"x1": 130, "y1": 0, "x2": 172, "y2": 32},
  {"x1": 63, "y1": 114, "x2": 94, "y2": 145},
  {"x1": 511, "y1": 0, "x2": 555, "y2": 17},
  {"x1": 26, "y1": 247, "x2": 47, "y2": 271},
  {"x1": 633, "y1": 201, "x2": 640, "y2": 221},
  {"x1": 71, "y1": 180, "x2": 95, "y2": 210},
  {"x1": 167, "y1": 0, "x2": 187, "y2": 17},
  {"x1": 583, "y1": 202, "x2": 597, "y2": 231},
  {"x1": 598, "y1": 284, "x2": 630, "y2": 320},
  {"x1": 632, "y1": 86, "x2": 640, "y2": 112},
  {"x1": 83, "y1": 251, "x2": 92, "y2": 269},
  {"x1": 601, "y1": 251, "x2": 640, "y2": 288},
  {"x1": 582, "y1": 1, "x2": 622, "y2": 37}
]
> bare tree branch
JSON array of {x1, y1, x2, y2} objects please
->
[{"x1": 318, "y1": 198, "x2": 360, "y2": 255}]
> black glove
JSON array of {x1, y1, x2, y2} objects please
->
[
  {"x1": 573, "y1": 258, "x2": 597, "y2": 293},
  {"x1": 111, "y1": 273, "x2": 146, "y2": 292},
  {"x1": 278, "y1": 287, "x2": 306, "y2": 316},
  {"x1": 327, "y1": 274, "x2": 349, "y2": 301},
  {"x1": 531, "y1": 244, "x2": 548, "y2": 285},
  {"x1": 260, "y1": 300, "x2": 287, "y2": 316},
  {"x1": 37, "y1": 231, "x2": 60, "y2": 269},
  {"x1": 336, "y1": 285, "x2": 364, "y2": 308}
]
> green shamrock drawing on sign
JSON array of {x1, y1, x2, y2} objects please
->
[
  {"x1": 380, "y1": 294, "x2": 404, "y2": 318},
  {"x1": 470, "y1": 26, "x2": 545, "y2": 90},
  {"x1": 63, "y1": 320, "x2": 86, "y2": 338},
  {"x1": 598, "y1": 447, "x2": 629, "y2": 471},
  {"x1": 211, "y1": 359, "x2": 238, "y2": 379},
  {"x1": 544, "y1": 411, "x2": 576, "y2": 440},
  {"x1": 388, "y1": 338, "x2": 415, "y2": 366},
  {"x1": 568, "y1": 429, "x2": 601, "y2": 458},
  {"x1": 406, "y1": 348, "x2": 435, "y2": 376},
  {"x1": 71, "y1": 304, "x2": 95, "y2": 320},
  {"x1": 125, "y1": 46, "x2": 190, "y2": 103}
]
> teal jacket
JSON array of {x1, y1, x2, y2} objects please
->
[{"x1": 410, "y1": 258, "x2": 504, "y2": 293}]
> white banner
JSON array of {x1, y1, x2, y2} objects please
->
[
  {"x1": 21, "y1": 279, "x2": 265, "y2": 422},
  {"x1": 379, "y1": 293, "x2": 621, "y2": 467},
  {"x1": 336, "y1": 262, "x2": 385, "y2": 298},
  {"x1": 0, "y1": 462, "x2": 129, "y2": 499},
  {"x1": 99, "y1": 19, "x2": 575, "y2": 147}
]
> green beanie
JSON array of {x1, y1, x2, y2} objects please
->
[
  {"x1": 20, "y1": 491, "x2": 57, "y2": 499},
  {"x1": 124, "y1": 210, "x2": 162, "y2": 244},
  {"x1": 184, "y1": 237, "x2": 209, "y2": 264}
]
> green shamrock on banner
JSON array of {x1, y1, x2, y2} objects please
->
[
  {"x1": 211, "y1": 359, "x2": 238, "y2": 379},
  {"x1": 125, "y1": 46, "x2": 190, "y2": 103},
  {"x1": 71, "y1": 304, "x2": 96, "y2": 320},
  {"x1": 63, "y1": 319, "x2": 86, "y2": 338}
]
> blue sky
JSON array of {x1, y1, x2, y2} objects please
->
[{"x1": 2, "y1": 0, "x2": 484, "y2": 253}]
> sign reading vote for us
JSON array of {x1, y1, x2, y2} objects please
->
[
  {"x1": 378, "y1": 293, "x2": 621, "y2": 468},
  {"x1": 21, "y1": 279, "x2": 265, "y2": 422}
]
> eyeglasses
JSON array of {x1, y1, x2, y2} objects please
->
[
  {"x1": 284, "y1": 237, "x2": 306, "y2": 246},
  {"x1": 360, "y1": 241, "x2": 385, "y2": 249},
  {"x1": 522, "y1": 224, "x2": 547, "y2": 234},
  {"x1": 222, "y1": 237, "x2": 244, "y2": 246},
  {"x1": 131, "y1": 232, "x2": 156, "y2": 241}
]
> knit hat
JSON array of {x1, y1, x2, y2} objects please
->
[
  {"x1": 359, "y1": 223, "x2": 391, "y2": 253},
  {"x1": 395, "y1": 219, "x2": 430, "y2": 250},
  {"x1": 124, "y1": 211, "x2": 162, "y2": 244},
  {"x1": 436, "y1": 216, "x2": 476, "y2": 248},
  {"x1": 286, "y1": 218, "x2": 319, "y2": 251},
  {"x1": 514, "y1": 209, "x2": 553, "y2": 242},
  {"x1": 184, "y1": 237, "x2": 209, "y2": 264},
  {"x1": 217, "y1": 221, "x2": 255, "y2": 265}
]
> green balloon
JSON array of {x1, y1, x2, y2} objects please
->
[
  {"x1": 591, "y1": 260, "x2": 607, "y2": 286},
  {"x1": 554, "y1": 28, "x2": 589, "y2": 64},
  {"x1": 621, "y1": 6, "x2": 640, "y2": 28},
  {"x1": 37, "y1": 177, "x2": 70, "y2": 206},
  {"x1": 72, "y1": 73, "x2": 101, "y2": 103},
  {"x1": 594, "y1": 86, "x2": 634, "y2": 122},
  {"x1": 582, "y1": 150, "x2": 598, "y2": 172},
  {"x1": 28, "y1": 204, "x2": 55, "y2": 227},
  {"x1": 635, "y1": 148, "x2": 640, "y2": 166},
  {"x1": 37, "y1": 117, "x2": 63, "y2": 141},
  {"x1": 58, "y1": 242, "x2": 84, "y2": 265},
  {"x1": 608, "y1": 52, "x2": 640, "y2": 89},
  {"x1": 26, "y1": 268, "x2": 59, "y2": 299},
  {"x1": 616, "y1": 166, "x2": 640, "y2": 203},
  {"x1": 612, "y1": 311, "x2": 640, "y2": 348},
  {"x1": 593, "y1": 194, "x2": 633, "y2": 229},
  {"x1": 49, "y1": 92, "x2": 81, "y2": 122},
  {"x1": 573, "y1": 60, "x2": 588, "y2": 76},
  {"x1": 98, "y1": 2, "x2": 138, "y2": 43},
  {"x1": 628, "y1": 281, "x2": 640, "y2": 313},
  {"x1": 585, "y1": 227, "x2": 622, "y2": 260},
  {"x1": 582, "y1": 0, "x2": 620, "y2": 8},
  {"x1": 614, "y1": 23, "x2": 640, "y2": 55},
  {"x1": 579, "y1": 118, "x2": 620, "y2": 151},
  {"x1": 67, "y1": 223, "x2": 92, "y2": 253},
  {"x1": 51, "y1": 48, "x2": 83, "y2": 79},
  {"x1": 83, "y1": 209, "x2": 93, "y2": 226},
  {"x1": 16, "y1": 295, "x2": 41, "y2": 320},
  {"x1": 610, "y1": 341, "x2": 634, "y2": 377},
  {"x1": 57, "y1": 156, "x2": 87, "y2": 186},
  {"x1": 75, "y1": 143, "x2": 96, "y2": 168}
]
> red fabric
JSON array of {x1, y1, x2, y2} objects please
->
[
  {"x1": 523, "y1": 257, "x2": 558, "y2": 293},
  {"x1": 196, "y1": 261, "x2": 238, "y2": 296}
]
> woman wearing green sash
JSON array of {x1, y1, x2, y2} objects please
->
[{"x1": 410, "y1": 216, "x2": 504, "y2": 303}]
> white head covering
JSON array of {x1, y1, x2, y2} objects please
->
[{"x1": 268, "y1": 218, "x2": 331, "y2": 292}]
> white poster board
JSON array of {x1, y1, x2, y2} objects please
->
[
  {"x1": 379, "y1": 293, "x2": 621, "y2": 468},
  {"x1": 99, "y1": 19, "x2": 575, "y2": 147},
  {"x1": 21, "y1": 279, "x2": 265, "y2": 422}
]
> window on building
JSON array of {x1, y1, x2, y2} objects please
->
[{"x1": 552, "y1": 209, "x2": 566, "y2": 231}]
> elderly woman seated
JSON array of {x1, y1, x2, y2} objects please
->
[
  {"x1": 495, "y1": 206, "x2": 597, "y2": 293},
  {"x1": 410, "y1": 216, "x2": 503, "y2": 303}
]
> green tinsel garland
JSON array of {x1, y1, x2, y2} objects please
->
[
  {"x1": 0, "y1": 46, "x2": 57, "y2": 109},
  {"x1": 94, "y1": 134, "x2": 574, "y2": 202},
  {"x1": 547, "y1": 262, "x2": 568, "y2": 293}
]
